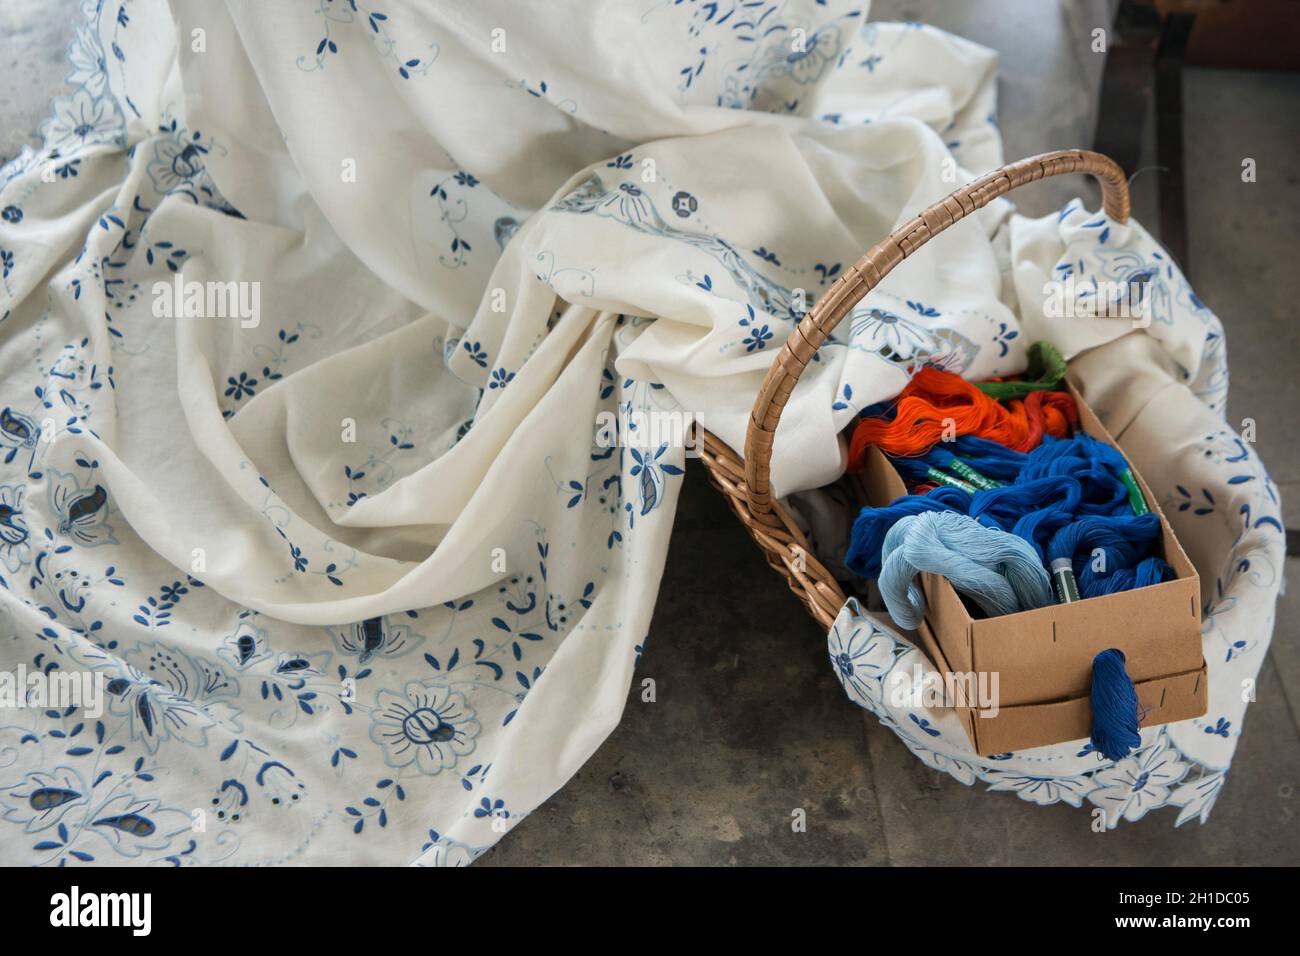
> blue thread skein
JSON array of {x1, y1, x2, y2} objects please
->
[
  {"x1": 970, "y1": 475, "x2": 1084, "y2": 555},
  {"x1": 848, "y1": 434, "x2": 1169, "y2": 593},
  {"x1": 845, "y1": 486, "x2": 971, "y2": 578},
  {"x1": 1090, "y1": 648, "x2": 1142, "y2": 760},
  {"x1": 1047, "y1": 513, "x2": 1173, "y2": 598},
  {"x1": 850, "y1": 424, "x2": 1167, "y2": 759},
  {"x1": 1020, "y1": 434, "x2": 1128, "y2": 484},
  {"x1": 877, "y1": 511, "x2": 1053, "y2": 630},
  {"x1": 934, "y1": 435, "x2": 1029, "y2": 482},
  {"x1": 886, "y1": 437, "x2": 1030, "y2": 492}
]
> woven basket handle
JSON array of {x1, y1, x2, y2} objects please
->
[{"x1": 742, "y1": 148, "x2": 1130, "y2": 523}]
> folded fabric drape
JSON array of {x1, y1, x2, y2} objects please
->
[{"x1": 0, "y1": 0, "x2": 1279, "y2": 864}]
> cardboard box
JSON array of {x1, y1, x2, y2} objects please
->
[{"x1": 854, "y1": 378, "x2": 1207, "y2": 755}]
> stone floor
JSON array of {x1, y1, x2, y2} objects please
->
[{"x1": 4, "y1": 1, "x2": 1296, "y2": 865}]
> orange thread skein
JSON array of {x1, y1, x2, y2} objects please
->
[{"x1": 847, "y1": 368, "x2": 1078, "y2": 469}]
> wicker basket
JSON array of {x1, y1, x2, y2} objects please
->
[{"x1": 697, "y1": 149, "x2": 1131, "y2": 632}]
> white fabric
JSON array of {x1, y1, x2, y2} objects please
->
[{"x1": 0, "y1": 0, "x2": 1280, "y2": 865}]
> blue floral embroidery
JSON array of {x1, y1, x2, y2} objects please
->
[
  {"x1": 48, "y1": 468, "x2": 116, "y2": 549},
  {"x1": 430, "y1": 172, "x2": 479, "y2": 268},
  {"x1": 814, "y1": 262, "x2": 841, "y2": 284},
  {"x1": 628, "y1": 444, "x2": 683, "y2": 520},
  {"x1": 554, "y1": 174, "x2": 801, "y2": 322},
  {"x1": 661, "y1": 1, "x2": 859, "y2": 108},
  {"x1": 1204, "y1": 717, "x2": 1231, "y2": 738},
  {"x1": 992, "y1": 320, "x2": 1019, "y2": 357},
  {"x1": 461, "y1": 339, "x2": 488, "y2": 368},
  {"x1": 297, "y1": 0, "x2": 439, "y2": 78},
  {"x1": 743, "y1": 323, "x2": 773, "y2": 352},
  {"x1": 509, "y1": 78, "x2": 578, "y2": 114},
  {"x1": 329, "y1": 615, "x2": 426, "y2": 668},
  {"x1": 366, "y1": 681, "x2": 480, "y2": 776}
]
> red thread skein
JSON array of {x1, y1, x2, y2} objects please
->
[{"x1": 847, "y1": 368, "x2": 1078, "y2": 468}]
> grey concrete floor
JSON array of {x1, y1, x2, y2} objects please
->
[
  {"x1": 0, "y1": 0, "x2": 75, "y2": 159},
  {"x1": 4, "y1": 1, "x2": 1296, "y2": 866}
]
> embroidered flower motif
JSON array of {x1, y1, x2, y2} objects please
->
[
  {"x1": 0, "y1": 768, "x2": 89, "y2": 833},
  {"x1": 0, "y1": 482, "x2": 29, "y2": 571},
  {"x1": 103, "y1": 642, "x2": 241, "y2": 752},
  {"x1": 329, "y1": 616, "x2": 425, "y2": 666},
  {"x1": 370, "y1": 682, "x2": 480, "y2": 775},
  {"x1": 826, "y1": 605, "x2": 897, "y2": 709},
  {"x1": 985, "y1": 773, "x2": 1095, "y2": 807},
  {"x1": 778, "y1": 26, "x2": 840, "y2": 83},
  {"x1": 993, "y1": 320, "x2": 1019, "y2": 357},
  {"x1": 1168, "y1": 770, "x2": 1227, "y2": 827},
  {"x1": 225, "y1": 371, "x2": 257, "y2": 402},
  {"x1": 1087, "y1": 737, "x2": 1189, "y2": 826},
  {"x1": 48, "y1": 469, "x2": 117, "y2": 548},
  {"x1": 65, "y1": 24, "x2": 109, "y2": 97},
  {"x1": 1204, "y1": 717, "x2": 1231, "y2": 738},
  {"x1": 1, "y1": 205, "x2": 22, "y2": 224},
  {"x1": 146, "y1": 131, "x2": 209, "y2": 194},
  {"x1": 219, "y1": 619, "x2": 273, "y2": 670},
  {"x1": 628, "y1": 444, "x2": 683, "y2": 519},
  {"x1": 42, "y1": 88, "x2": 123, "y2": 153},
  {"x1": 743, "y1": 324, "x2": 773, "y2": 352},
  {"x1": 848, "y1": 306, "x2": 939, "y2": 360},
  {"x1": 596, "y1": 183, "x2": 656, "y2": 227},
  {"x1": 461, "y1": 339, "x2": 488, "y2": 368},
  {"x1": 909, "y1": 713, "x2": 941, "y2": 737}
]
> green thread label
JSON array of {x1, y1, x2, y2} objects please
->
[
  {"x1": 1051, "y1": 558, "x2": 1080, "y2": 603},
  {"x1": 924, "y1": 467, "x2": 977, "y2": 494},
  {"x1": 948, "y1": 458, "x2": 1006, "y2": 490},
  {"x1": 1120, "y1": 468, "x2": 1150, "y2": 515}
]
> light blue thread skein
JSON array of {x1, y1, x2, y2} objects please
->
[{"x1": 877, "y1": 511, "x2": 1054, "y2": 630}]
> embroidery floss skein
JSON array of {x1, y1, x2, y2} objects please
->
[
  {"x1": 889, "y1": 437, "x2": 1022, "y2": 491},
  {"x1": 1089, "y1": 648, "x2": 1144, "y2": 760},
  {"x1": 877, "y1": 511, "x2": 1054, "y2": 630},
  {"x1": 845, "y1": 486, "x2": 972, "y2": 579},
  {"x1": 1020, "y1": 433, "x2": 1149, "y2": 515},
  {"x1": 968, "y1": 475, "x2": 1085, "y2": 555},
  {"x1": 848, "y1": 375, "x2": 1165, "y2": 760},
  {"x1": 848, "y1": 437, "x2": 1168, "y2": 590},
  {"x1": 972, "y1": 341, "x2": 1068, "y2": 401},
  {"x1": 947, "y1": 435, "x2": 1030, "y2": 481},
  {"x1": 1045, "y1": 533, "x2": 1146, "y2": 762},
  {"x1": 888, "y1": 454, "x2": 980, "y2": 493},
  {"x1": 847, "y1": 367, "x2": 1079, "y2": 464},
  {"x1": 1046, "y1": 512, "x2": 1172, "y2": 601}
]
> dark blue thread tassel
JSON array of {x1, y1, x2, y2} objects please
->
[{"x1": 1090, "y1": 648, "x2": 1142, "y2": 760}]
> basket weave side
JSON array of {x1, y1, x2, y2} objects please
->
[
  {"x1": 697, "y1": 428, "x2": 845, "y2": 629},
  {"x1": 698, "y1": 149, "x2": 1130, "y2": 631}
]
